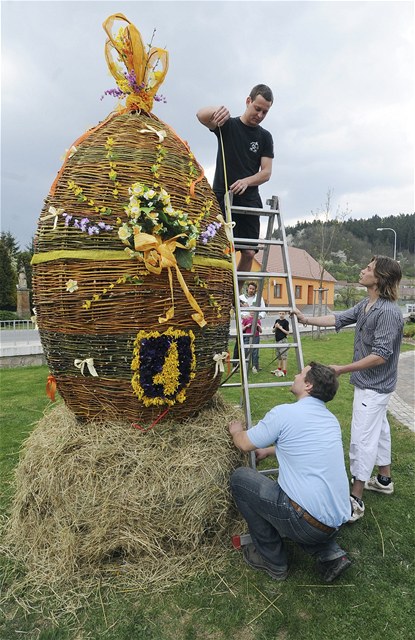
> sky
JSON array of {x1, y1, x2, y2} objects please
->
[{"x1": 1, "y1": 0, "x2": 414, "y2": 250}]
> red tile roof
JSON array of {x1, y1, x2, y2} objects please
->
[{"x1": 255, "y1": 246, "x2": 336, "y2": 282}]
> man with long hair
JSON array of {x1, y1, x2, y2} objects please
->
[{"x1": 293, "y1": 256, "x2": 403, "y2": 523}]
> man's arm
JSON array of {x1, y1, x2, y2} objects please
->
[
  {"x1": 330, "y1": 354, "x2": 386, "y2": 377},
  {"x1": 229, "y1": 420, "x2": 257, "y2": 452},
  {"x1": 230, "y1": 156, "x2": 273, "y2": 195},
  {"x1": 196, "y1": 105, "x2": 230, "y2": 130},
  {"x1": 292, "y1": 308, "x2": 336, "y2": 327},
  {"x1": 256, "y1": 447, "x2": 275, "y2": 461}
]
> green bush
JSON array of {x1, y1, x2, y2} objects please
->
[
  {"x1": 403, "y1": 322, "x2": 415, "y2": 338},
  {"x1": 0, "y1": 310, "x2": 18, "y2": 321}
]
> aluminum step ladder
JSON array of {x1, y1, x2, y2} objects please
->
[{"x1": 221, "y1": 194, "x2": 304, "y2": 474}]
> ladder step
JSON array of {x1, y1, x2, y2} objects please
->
[
  {"x1": 234, "y1": 238, "x2": 283, "y2": 246},
  {"x1": 236, "y1": 271, "x2": 289, "y2": 278},
  {"x1": 231, "y1": 306, "x2": 292, "y2": 313},
  {"x1": 231, "y1": 205, "x2": 277, "y2": 216},
  {"x1": 231, "y1": 343, "x2": 300, "y2": 350},
  {"x1": 222, "y1": 381, "x2": 292, "y2": 389}
]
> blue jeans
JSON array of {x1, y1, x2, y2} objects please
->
[
  {"x1": 250, "y1": 335, "x2": 260, "y2": 368},
  {"x1": 233, "y1": 335, "x2": 260, "y2": 368},
  {"x1": 230, "y1": 467, "x2": 346, "y2": 572}
]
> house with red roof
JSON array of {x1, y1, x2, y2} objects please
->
[{"x1": 243, "y1": 245, "x2": 337, "y2": 307}]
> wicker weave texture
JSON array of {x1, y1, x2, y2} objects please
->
[{"x1": 32, "y1": 111, "x2": 234, "y2": 423}]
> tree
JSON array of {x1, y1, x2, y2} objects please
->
[
  {"x1": 0, "y1": 243, "x2": 17, "y2": 310},
  {"x1": 310, "y1": 190, "x2": 350, "y2": 338},
  {"x1": 335, "y1": 285, "x2": 365, "y2": 309},
  {"x1": 0, "y1": 231, "x2": 20, "y2": 263}
]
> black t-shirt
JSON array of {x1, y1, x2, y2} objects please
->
[
  {"x1": 273, "y1": 318, "x2": 289, "y2": 342},
  {"x1": 212, "y1": 117, "x2": 274, "y2": 202}
]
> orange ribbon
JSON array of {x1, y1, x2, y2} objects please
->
[
  {"x1": 131, "y1": 407, "x2": 170, "y2": 432},
  {"x1": 126, "y1": 232, "x2": 206, "y2": 327},
  {"x1": 46, "y1": 374, "x2": 57, "y2": 402}
]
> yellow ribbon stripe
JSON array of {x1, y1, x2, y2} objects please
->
[{"x1": 31, "y1": 249, "x2": 232, "y2": 271}]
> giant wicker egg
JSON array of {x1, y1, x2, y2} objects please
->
[{"x1": 31, "y1": 16, "x2": 234, "y2": 424}]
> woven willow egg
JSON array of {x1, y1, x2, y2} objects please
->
[{"x1": 31, "y1": 15, "x2": 233, "y2": 424}]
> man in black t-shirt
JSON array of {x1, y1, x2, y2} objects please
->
[{"x1": 197, "y1": 84, "x2": 274, "y2": 275}]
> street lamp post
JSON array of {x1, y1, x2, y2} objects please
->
[{"x1": 376, "y1": 227, "x2": 397, "y2": 260}]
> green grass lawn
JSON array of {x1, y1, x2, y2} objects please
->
[{"x1": 0, "y1": 333, "x2": 414, "y2": 640}]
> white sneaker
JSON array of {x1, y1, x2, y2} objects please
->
[
  {"x1": 365, "y1": 476, "x2": 394, "y2": 494},
  {"x1": 349, "y1": 496, "x2": 365, "y2": 523},
  {"x1": 252, "y1": 366, "x2": 258, "y2": 374}
]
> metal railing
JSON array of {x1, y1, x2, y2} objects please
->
[{"x1": 0, "y1": 320, "x2": 37, "y2": 331}]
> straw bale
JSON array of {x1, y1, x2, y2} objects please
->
[{"x1": 4, "y1": 397, "x2": 245, "y2": 598}]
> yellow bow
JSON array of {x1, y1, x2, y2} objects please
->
[
  {"x1": 139, "y1": 125, "x2": 167, "y2": 143},
  {"x1": 74, "y1": 358, "x2": 98, "y2": 377},
  {"x1": 126, "y1": 232, "x2": 206, "y2": 327},
  {"x1": 216, "y1": 214, "x2": 235, "y2": 243},
  {"x1": 212, "y1": 352, "x2": 229, "y2": 378},
  {"x1": 41, "y1": 206, "x2": 65, "y2": 230}
]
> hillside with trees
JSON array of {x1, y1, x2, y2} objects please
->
[
  {"x1": 284, "y1": 213, "x2": 415, "y2": 281},
  {"x1": 1, "y1": 213, "x2": 414, "y2": 315}
]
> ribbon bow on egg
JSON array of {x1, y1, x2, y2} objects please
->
[
  {"x1": 74, "y1": 358, "x2": 98, "y2": 377},
  {"x1": 125, "y1": 232, "x2": 206, "y2": 327}
]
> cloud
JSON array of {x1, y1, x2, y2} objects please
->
[{"x1": 1, "y1": 0, "x2": 413, "y2": 250}]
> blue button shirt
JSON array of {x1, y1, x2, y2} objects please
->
[{"x1": 247, "y1": 397, "x2": 351, "y2": 528}]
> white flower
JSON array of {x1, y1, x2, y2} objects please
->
[
  {"x1": 132, "y1": 183, "x2": 145, "y2": 196},
  {"x1": 160, "y1": 188, "x2": 170, "y2": 205},
  {"x1": 143, "y1": 189, "x2": 156, "y2": 200},
  {"x1": 66, "y1": 279, "x2": 79, "y2": 293},
  {"x1": 118, "y1": 224, "x2": 132, "y2": 241}
]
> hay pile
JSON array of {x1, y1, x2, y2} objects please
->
[{"x1": 3, "y1": 396, "x2": 245, "y2": 607}]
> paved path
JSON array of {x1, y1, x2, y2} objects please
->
[{"x1": 388, "y1": 350, "x2": 415, "y2": 432}]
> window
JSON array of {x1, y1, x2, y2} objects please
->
[
  {"x1": 295, "y1": 285, "x2": 302, "y2": 299},
  {"x1": 273, "y1": 283, "x2": 282, "y2": 298}
]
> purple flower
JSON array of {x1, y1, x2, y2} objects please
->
[
  {"x1": 100, "y1": 87, "x2": 126, "y2": 101},
  {"x1": 80, "y1": 217, "x2": 89, "y2": 232},
  {"x1": 200, "y1": 221, "x2": 222, "y2": 244}
]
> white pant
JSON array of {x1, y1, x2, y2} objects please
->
[{"x1": 350, "y1": 387, "x2": 392, "y2": 482}]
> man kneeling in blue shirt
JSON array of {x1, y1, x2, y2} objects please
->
[{"x1": 229, "y1": 362, "x2": 352, "y2": 583}]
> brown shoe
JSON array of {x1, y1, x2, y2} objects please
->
[{"x1": 242, "y1": 544, "x2": 288, "y2": 581}]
